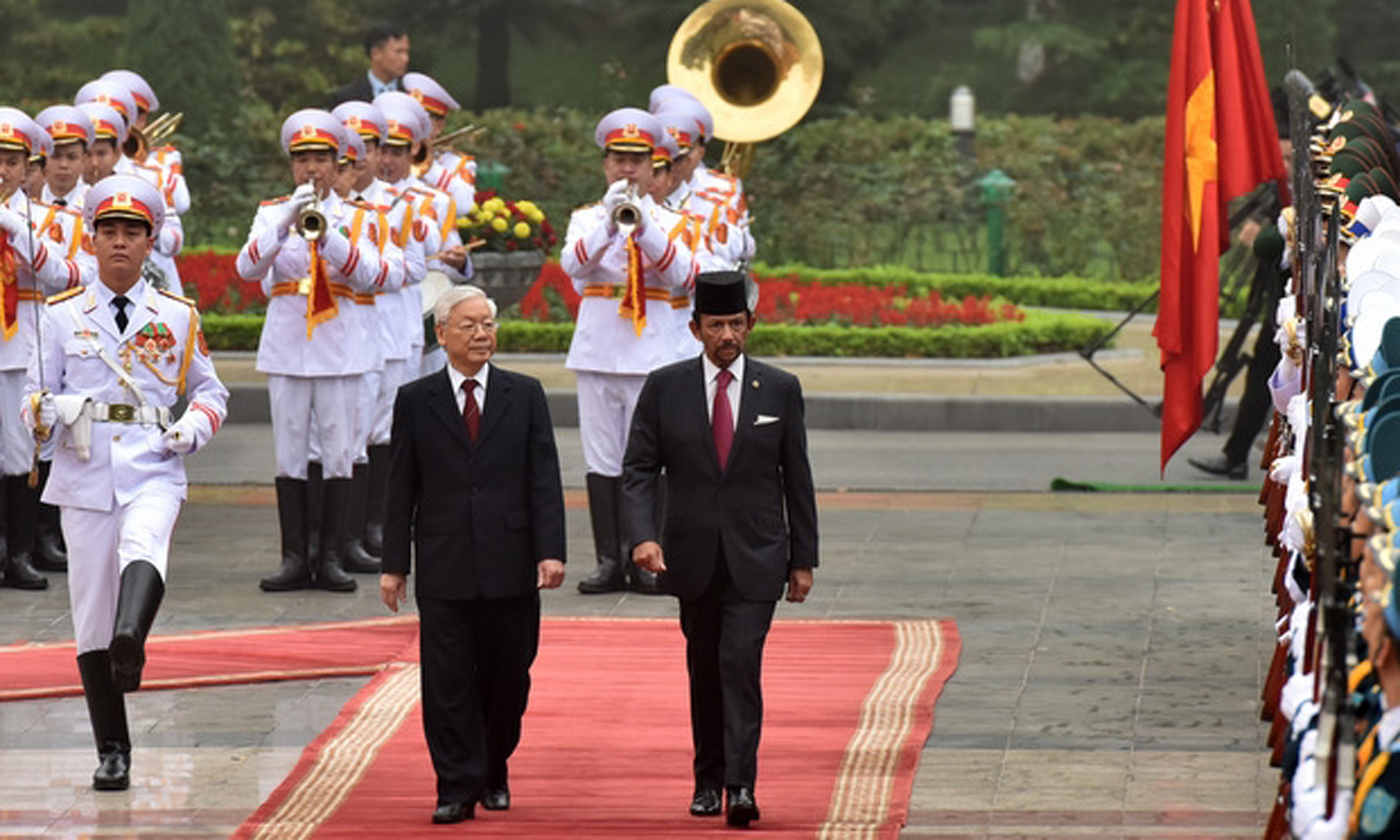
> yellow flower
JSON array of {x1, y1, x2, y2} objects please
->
[
  {"x1": 468, "y1": 202, "x2": 480, "y2": 216},
  {"x1": 526, "y1": 208, "x2": 545, "y2": 223},
  {"x1": 491, "y1": 217, "x2": 509, "y2": 233},
  {"x1": 514, "y1": 221, "x2": 531, "y2": 239},
  {"x1": 516, "y1": 200, "x2": 537, "y2": 215},
  {"x1": 483, "y1": 198, "x2": 506, "y2": 214}
]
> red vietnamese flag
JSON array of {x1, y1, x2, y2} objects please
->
[{"x1": 1157, "y1": 0, "x2": 1287, "y2": 472}]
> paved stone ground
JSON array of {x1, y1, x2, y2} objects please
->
[{"x1": 0, "y1": 424, "x2": 1274, "y2": 838}]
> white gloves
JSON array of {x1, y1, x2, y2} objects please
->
[
  {"x1": 24, "y1": 392, "x2": 56, "y2": 435},
  {"x1": 274, "y1": 183, "x2": 318, "y2": 236},
  {"x1": 601, "y1": 179, "x2": 630, "y2": 216},
  {"x1": 160, "y1": 411, "x2": 208, "y2": 456},
  {"x1": 0, "y1": 205, "x2": 26, "y2": 238}
]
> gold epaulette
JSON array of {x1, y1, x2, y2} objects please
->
[
  {"x1": 158, "y1": 288, "x2": 197, "y2": 308},
  {"x1": 46, "y1": 287, "x2": 83, "y2": 306},
  {"x1": 261, "y1": 195, "x2": 291, "y2": 207}
]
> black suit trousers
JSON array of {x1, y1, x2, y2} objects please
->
[
  {"x1": 678, "y1": 551, "x2": 776, "y2": 790},
  {"x1": 417, "y1": 593, "x2": 540, "y2": 803}
]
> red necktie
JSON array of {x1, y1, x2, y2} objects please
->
[
  {"x1": 713, "y1": 368, "x2": 734, "y2": 470},
  {"x1": 462, "y1": 379, "x2": 480, "y2": 443}
]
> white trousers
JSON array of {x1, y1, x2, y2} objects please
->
[
  {"x1": 351, "y1": 369, "x2": 382, "y2": 463},
  {"x1": 374, "y1": 359, "x2": 407, "y2": 445},
  {"x1": 420, "y1": 346, "x2": 445, "y2": 379},
  {"x1": 64, "y1": 492, "x2": 181, "y2": 655},
  {"x1": 576, "y1": 371, "x2": 648, "y2": 477},
  {"x1": 0, "y1": 369, "x2": 31, "y2": 475},
  {"x1": 267, "y1": 374, "x2": 356, "y2": 479}
]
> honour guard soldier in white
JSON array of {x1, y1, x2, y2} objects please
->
[
  {"x1": 333, "y1": 101, "x2": 425, "y2": 568},
  {"x1": 237, "y1": 110, "x2": 397, "y2": 593},
  {"x1": 0, "y1": 110, "x2": 93, "y2": 590},
  {"x1": 562, "y1": 107, "x2": 698, "y2": 595},
  {"x1": 402, "y1": 72, "x2": 477, "y2": 215},
  {"x1": 374, "y1": 91, "x2": 471, "y2": 375},
  {"x1": 23, "y1": 174, "x2": 228, "y2": 791},
  {"x1": 24, "y1": 123, "x2": 51, "y2": 201}
]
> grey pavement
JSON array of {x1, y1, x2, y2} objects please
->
[{"x1": 0, "y1": 424, "x2": 1273, "y2": 837}]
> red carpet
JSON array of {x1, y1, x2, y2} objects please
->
[
  {"x1": 0, "y1": 616, "x2": 419, "y2": 701},
  {"x1": 234, "y1": 618, "x2": 960, "y2": 839}
]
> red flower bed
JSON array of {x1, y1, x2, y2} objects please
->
[
  {"x1": 180, "y1": 250, "x2": 1025, "y2": 329},
  {"x1": 178, "y1": 249, "x2": 267, "y2": 313}
]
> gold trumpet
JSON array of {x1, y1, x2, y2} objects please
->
[
  {"x1": 295, "y1": 180, "x2": 328, "y2": 242},
  {"x1": 123, "y1": 111, "x2": 184, "y2": 161},
  {"x1": 666, "y1": 0, "x2": 823, "y2": 178}
]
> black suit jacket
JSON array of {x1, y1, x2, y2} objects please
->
[
  {"x1": 384, "y1": 365, "x2": 566, "y2": 601},
  {"x1": 622, "y1": 355, "x2": 818, "y2": 602},
  {"x1": 326, "y1": 74, "x2": 401, "y2": 109}
]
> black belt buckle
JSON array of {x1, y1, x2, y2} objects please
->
[{"x1": 108, "y1": 404, "x2": 135, "y2": 422}]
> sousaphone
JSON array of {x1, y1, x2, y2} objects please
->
[{"x1": 667, "y1": 0, "x2": 823, "y2": 178}]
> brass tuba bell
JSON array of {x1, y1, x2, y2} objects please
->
[{"x1": 667, "y1": 0, "x2": 823, "y2": 176}]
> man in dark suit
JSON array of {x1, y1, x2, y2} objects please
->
[
  {"x1": 327, "y1": 22, "x2": 409, "y2": 108},
  {"x1": 622, "y1": 271, "x2": 819, "y2": 828},
  {"x1": 381, "y1": 284, "x2": 566, "y2": 825}
]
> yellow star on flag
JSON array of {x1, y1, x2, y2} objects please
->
[{"x1": 1184, "y1": 71, "x2": 1218, "y2": 252}]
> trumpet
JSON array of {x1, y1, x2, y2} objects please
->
[
  {"x1": 295, "y1": 180, "x2": 328, "y2": 242},
  {"x1": 612, "y1": 183, "x2": 642, "y2": 236}
]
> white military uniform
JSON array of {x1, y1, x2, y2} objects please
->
[
  {"x1": 355, "y1": 178, "x2": 424, "y2": 447},
  {"x1": 422, "y1": 148, "x2": 476, "y2": 218},
  {"x1": 1, "y1": 190, "x2": 87, "y2": 475},
  {"x1": 384, "y1": 176, "x2": 466, "y2": 375},
  {"x1": 27, "y1": 279, "x2": 228, "y2": 653},
  {"x1": 32, "y1": 200, "x2": 97, "y2": 287},
  {"x1": 41, "y1": 181, "x2": 89, "y2": 211},
  {"x1": 235, "y1": 190, "x2": 393, "y2": 479},
  {"x1": 562, "y1": 199, "x2": 697, "y2": 476}
]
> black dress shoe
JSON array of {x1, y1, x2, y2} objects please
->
[
  {"x1": 431, "y1": 801, "x2": 475, "y2": 824},
  {"x1": 481, "y1": 787, "x2": 510, "y2": 811},
  {"x1": 92, "y1": 751, "x2": 130, "y2": 791},
  {"x1": 1187, "y1": 453, "x2": 1247, "y2": 480},
  {"x1": 726, "y1": 787, "x2": 760, "y2": 827},
  {"x1": 690, "y1": 788, "x2": 722, "y2": 816}
]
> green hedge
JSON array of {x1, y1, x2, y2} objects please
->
[{"x1": 204, "y1": 310, "x2": 1111, "y2": 358}]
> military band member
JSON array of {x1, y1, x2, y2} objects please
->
[
  {"x1": 401, "y1": 72, "x2": 476, "y2": 215},
  {"x1": 35, "y1": 105, "x2": 93, "y2": 210},
  {"x1": 562, "y1": 107, "x2": 698, "y2": 595},
  {"x1": 650, "y1": 92, "x2": 755, "y2": 267},
  {"x1": 24, "y1": 124, "x2": 51, "y2": 201},
  {"x1": 100, "y1": 69, "x2": 190, "y2": 215},
  {"x1": 75, "y1": 103, "x2": 125, "y2": 186},
  {"x1": 333, "y1": 100, "x2": 426, "y2": 567},
  {"x1": 23, "y1": 174, "x2": 228, "y2": 791},
  {"x1": 237, "y1": 110, "x2": 397, "y2": 593},
  {"x1": 374, "y1": 91, "x2": 471, "y2": 375},
  {"x1": 0, "y1": 110, "x2": 92, "y2": 590}
]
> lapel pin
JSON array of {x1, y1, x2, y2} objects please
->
[{"x1": 752, "y1": 379, "x2": 759, "y2": 389}]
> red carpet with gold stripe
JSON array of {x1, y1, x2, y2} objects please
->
[{"x1": 233, "y1": 618, "x2": 959, "y2": 840}]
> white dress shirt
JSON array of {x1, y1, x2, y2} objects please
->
[
  {"x1": 702, "y1": 353, "x2": 743, "y2": 429},
  {"x1": 447, "y1": 361, "x2": 489, "y2": 417}
]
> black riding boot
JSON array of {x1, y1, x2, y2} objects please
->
[
  {"x1": 33, "y1": 460, "x2": 67, "y2": 572},
  {"x1": 260, "y1": 477, "x2": 313, "y2": 592},
  {"x1": 342, "y1": 462, "x2": 381, "y2": 573},
  {"x1": 577, "y1": 473, "x2": 627, "y2": 594},
  {"x1": 110, "y1": 560, "x2": 165, "y2": 693},
  {"x1": 77, "y1": 650, "x2": 131, "y2": 791},
  {"x1": 316, "y1": 477, "x2": 358, "y2": 592},
  {"x1": 0, "y1": 473, "x2": 44, "y2": 590},
  {"x1": 363, "y1": 443, "x2": 390, "y2": 557},
  {"x1": 305, "y1": 461, "x2": 323, "y2": 566}
]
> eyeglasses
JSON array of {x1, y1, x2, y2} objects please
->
[{"x1": 449, "y1": 320, "x2": 497, "y2": 334}]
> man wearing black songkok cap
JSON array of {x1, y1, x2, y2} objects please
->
[{"x1": 621, "y1": 270, "x2": 818, "y2": 827}]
